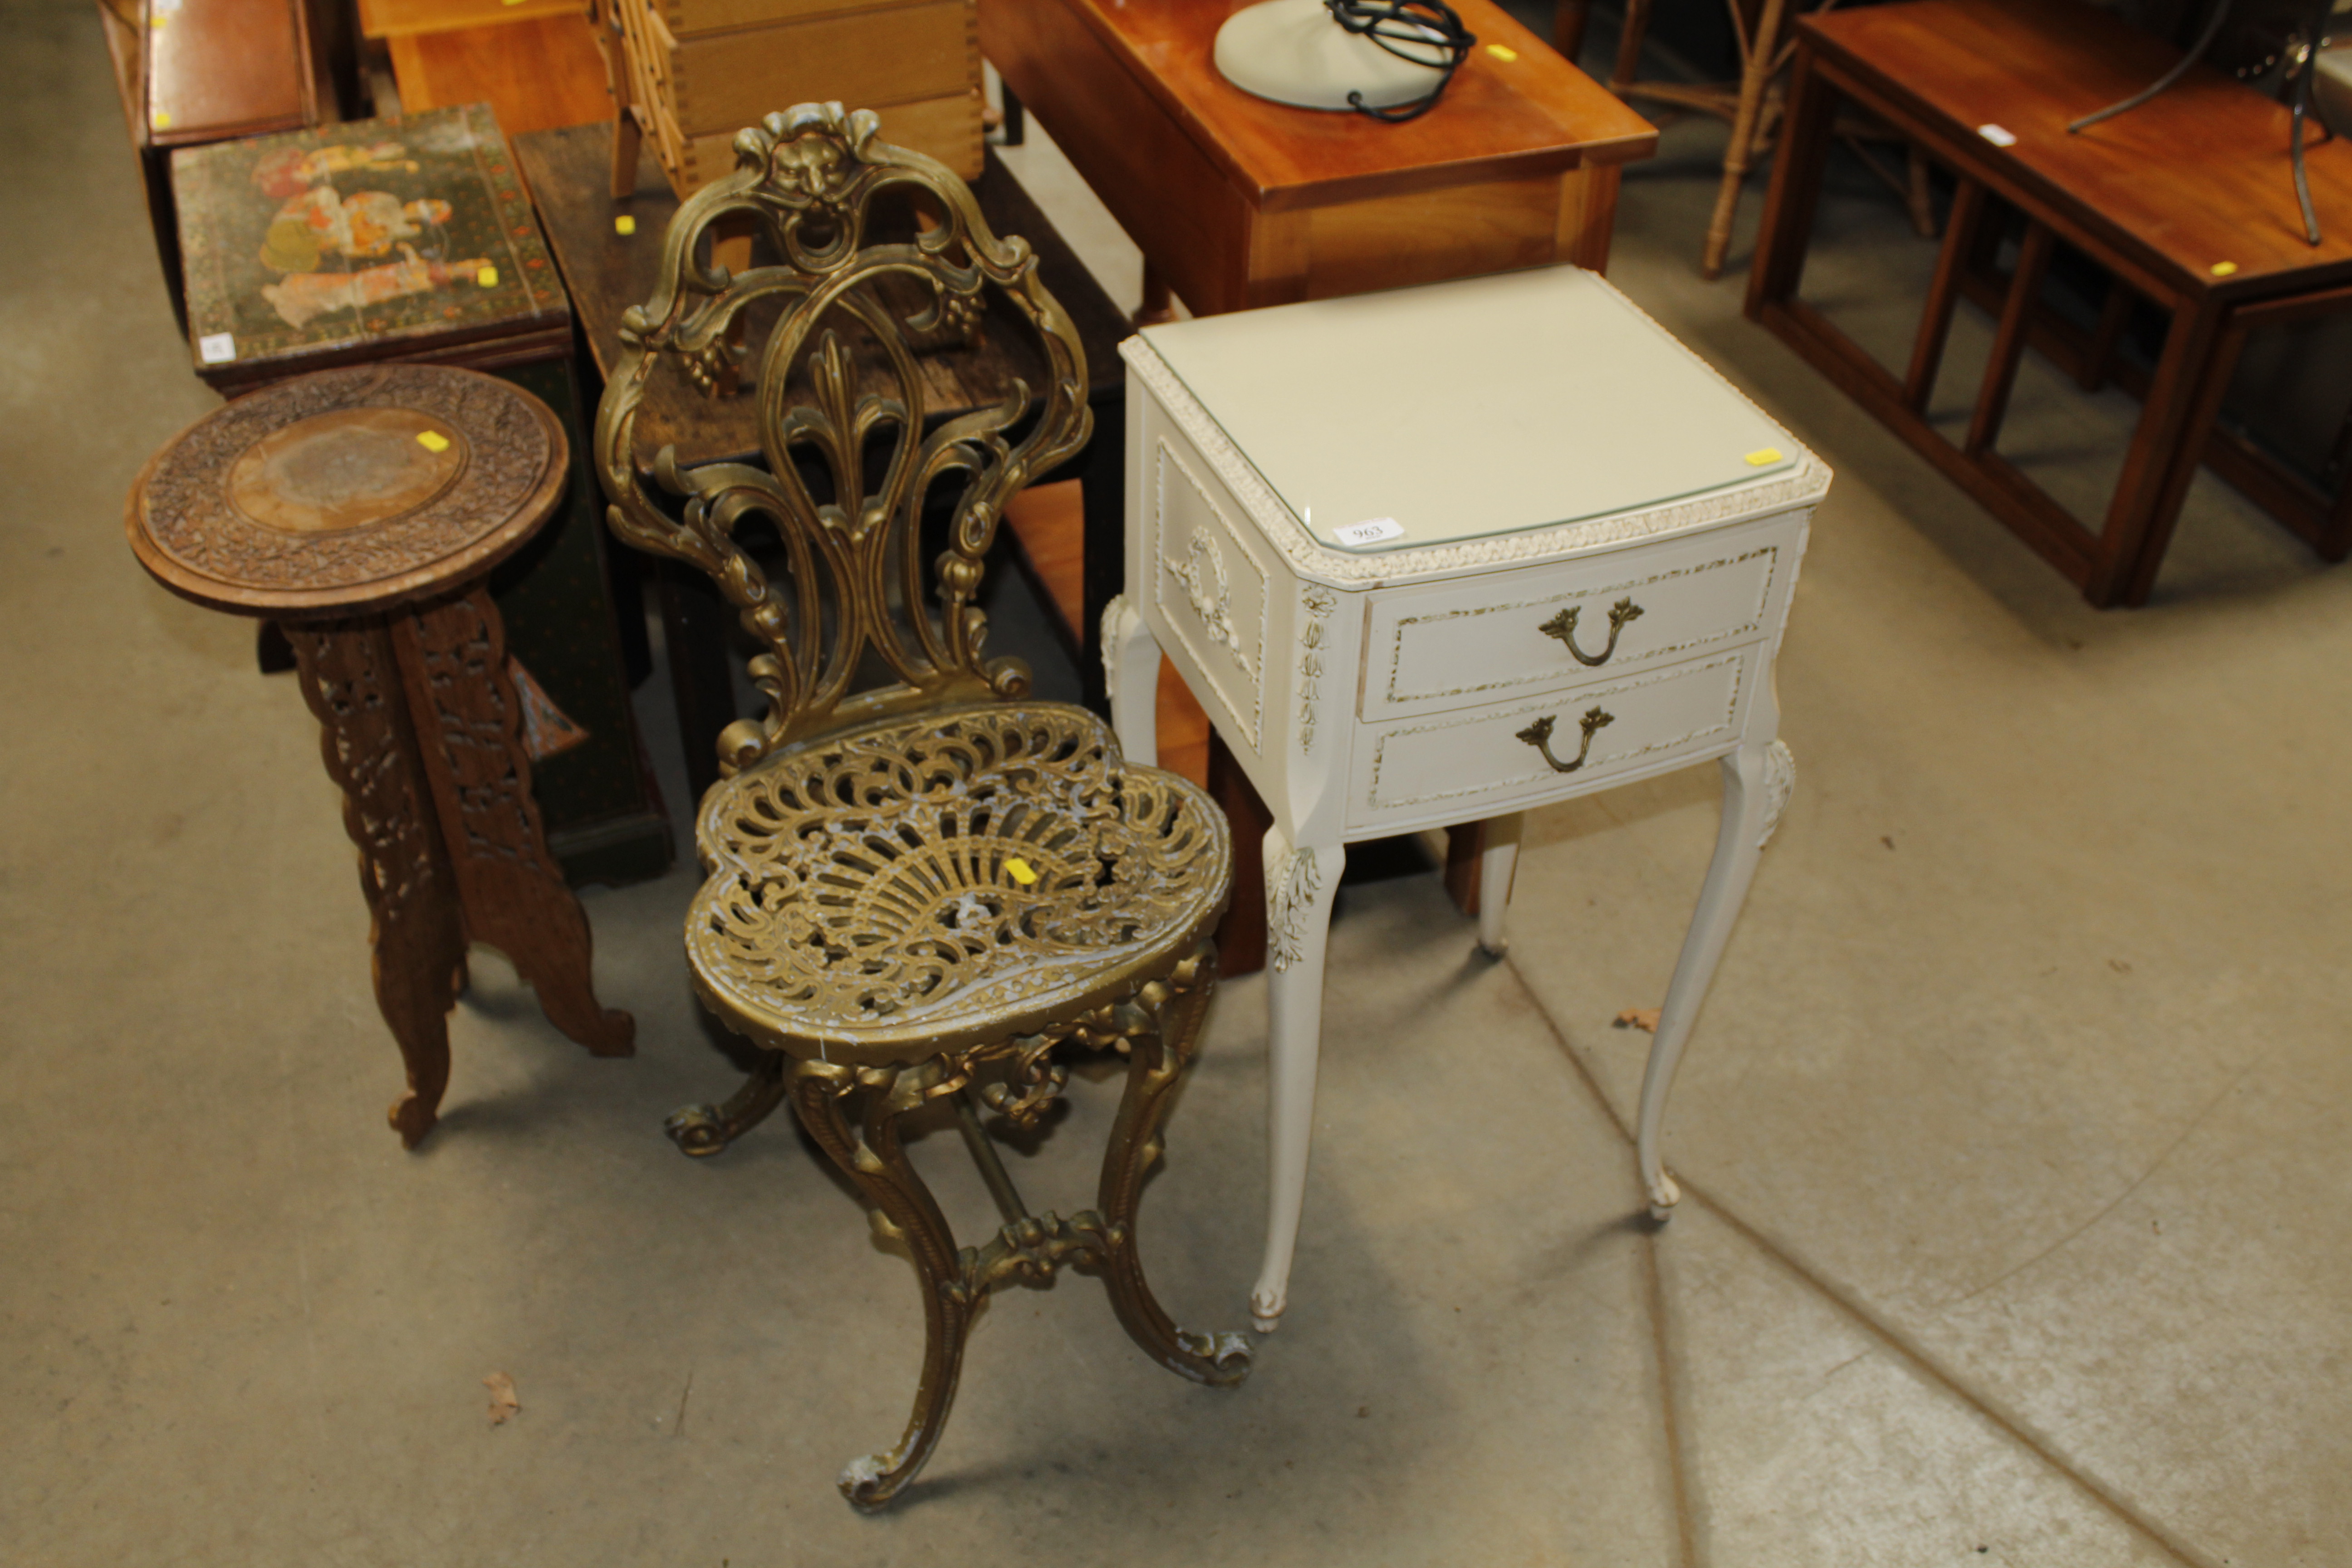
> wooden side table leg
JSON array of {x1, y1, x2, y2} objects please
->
[
  {"x1": 2101, "y1": 300, "x2": 2237, "y2": 606},
  {"x1": 1252, "y1": 826, "x2": 1344, "y2": 1333},
  {"x1": 1097, "y1": 941, "x2": 1254, "y2": 1382},
  {"x1": 1209, "y1": 732, "x2": 1273, "y2": 978},
  {"x1": 291, "y1": 621, "x2": 470, "y2": 1148},
  {"x1": 1137, "y1": 263, "x2": 1176, "y2": 328},
  {"x1": 1636, "y1": 732, "x2": 1790, "y2": 1220},
  {"x1": 789, "y1": 1060, "x2": 975, "y2": 1511},
  {"x1": 392, "y1": 586, "x2": 636, "y2": 1059}
]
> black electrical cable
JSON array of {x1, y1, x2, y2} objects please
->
[{"x1": 1322, "y1": 0, "x2": 1476, "y2": 123}]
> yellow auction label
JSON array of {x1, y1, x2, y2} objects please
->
[
  {"x1": 476, "y1": 266, "x2": 499, "y2": 287},
  {"x1": 416, "y1": 431, "x2": 452, "y2": 453},
  {"x1": 1004, "y1": 858, "x2": 1038, "y2": 886},
  {"x1": 1745, "y1": 447, "x2": 1783, "y2": 466},
  {"x1": 1486, "y1": 43, "x2": 1518, "y2": 60},
  {"x1": 614, "y1": 215, "x2": 637, "y2": 235},
  {"x1": 2210, "y1": 261, "x2": 2239, "y2": 277}
]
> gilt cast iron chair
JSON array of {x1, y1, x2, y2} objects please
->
[{"x1": 593, "y1": 102, "x2": 1250, "y2": 1509}]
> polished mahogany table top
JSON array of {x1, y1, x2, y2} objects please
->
[
  {"x1": 1801, "y1": 0, "x2": 2352, "y2": 297},
  {"x1": 994, "y1": 0, "x2": 1655, "y2": 211}
]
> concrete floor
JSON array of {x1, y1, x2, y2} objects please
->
[{"x1": 7, "y1": 1, "x2": 2350, "y2": 1563}]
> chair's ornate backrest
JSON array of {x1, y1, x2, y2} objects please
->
[{"x1": 595, "y1": 103, "x2": 1091, "y2": 777}]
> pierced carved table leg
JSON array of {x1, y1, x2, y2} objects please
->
[
  {"x1": 789, "y1": 1061, "x2": 977, "y2": 1512},
  {"x1": 292, "y1": 622, "x2": 469, "y2": 1148},
  {"x1": 391, "y1": 587, "x2": 634, "y2": 1059},
  {"x1": 665, "y1": 1053, "x2": 789, "y2": 1156},
  {"x1": 1098, "y1": 944, "x2": 1253, "y2": 1385}
]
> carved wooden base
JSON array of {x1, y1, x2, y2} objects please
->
[
  {"x1": 783, "y1": 940, "x2": 1249, "y2": 1511},
  {"x1": 291, "y1": 585, "x2": 634, "y2": 1148}
]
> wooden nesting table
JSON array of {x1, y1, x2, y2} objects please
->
[
  {"x1": 1749, "y1": 0, "x2": 2352, "y2": 604},
  {"x1": 127, "y1": 364, "x2": 636, "y2": 1147}
]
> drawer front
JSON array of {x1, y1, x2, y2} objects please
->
[
  {"x1": 1347, "y1": 648, "x2": 1754, "y2": 832},
  {"x1": 650, "y1": 89, "x2": 984, "y2": 192},
  {"x1": 654, "y1": 0, "x2": 978, "y2": 135},
  {"x1": 1359, "y1": 515, "x2": 1803, "y2": 723}
]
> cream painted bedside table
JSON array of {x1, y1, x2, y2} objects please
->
[{"x1": 1106, "y1": 266, "x2": 1832, "y2": 1332}]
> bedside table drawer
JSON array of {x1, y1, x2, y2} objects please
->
[
  {"x1": 1346, "y1": 648, "x2": 1754, "y2": 832},
  {"x1": 1359, "y1": 516, "x2": 1802, "y2": 723}
]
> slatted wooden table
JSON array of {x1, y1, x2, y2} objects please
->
[{"x1": 1748, "y1": 0, "x2": 2352, "y2": 604}]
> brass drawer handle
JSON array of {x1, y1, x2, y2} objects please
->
[
  {"x1": 1516, "y1": 706, "x2": 1614, "y2": 774},
  {"x1": 1538, "y1": 597, "x2": 1644, "y2": 666}
]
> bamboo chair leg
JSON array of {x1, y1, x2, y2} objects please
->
[
  {"x1": 1611, "y1": 0, "x2": 1654, "y2": 92},
  {"x1": 1701, "y1": 0, "x2": 1793, "y2": 279},
  {"x1": 1553, "y1": 0, "x2": 1593, "y2": 64}
]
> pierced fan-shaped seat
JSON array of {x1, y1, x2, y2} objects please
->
[
  {"x1": 593, "y1": 101, "x2": 1249, "y2": 1514},
  {"x1": 690, "y1": 703, "x2": 1229, "y2": 1062}
]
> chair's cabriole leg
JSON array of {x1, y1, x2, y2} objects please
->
[
  {"x1": 789, "y1": 1060, "x2": 976, "y2": 1512},
  {"x1": 665, "y1": 1052, "x2": 790, "y2": 1156},
  {"x1": 1097, "y1": 941, "x2": 1254, "y2": 1385}
]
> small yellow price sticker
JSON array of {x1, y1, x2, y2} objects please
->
[
  {"x1": 476, "y1": 266, "x2": 499, "y2": 287},
  {"x1": 1486, "y1": 43, "x2": 1518, "y2": 61},
  {"x1": 416, "y1": 431, "x2": 452, "y2": 453},
  {"x1": 1744, "y1": 447, "x2": 1783, "y2": 466},
  {"x1": 152, "y1": 110, "x2": 172, "y2": 130},
  {"x1": 2210, "y1": 261, "x2": 2239, "y2": 277},
  {"x1": 1004, "y1": 858, "x2": 1038, "y2": 886},
  {"x1": 614, "y1": 215, "x2": 637, "y2": 235}
]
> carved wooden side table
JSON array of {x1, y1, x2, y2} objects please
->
[
  {"x1": 1107, "y1": 265, "x2": 1832, "y2": 1330},
  {"x1": 127, "y1": 363, "x2": 636, "y2": 1147}
]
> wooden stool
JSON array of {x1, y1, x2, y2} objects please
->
[{"x1": 127, "y1": 363, "x2": 636, "y2": 1147}]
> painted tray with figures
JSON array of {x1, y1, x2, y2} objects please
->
[{"x1": 171, "y1": 104, "x2": 570, "y2": 392}]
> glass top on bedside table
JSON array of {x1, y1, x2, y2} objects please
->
[{"x1": 1140, "y1": 265, "x2": 1799, "y2": 554}]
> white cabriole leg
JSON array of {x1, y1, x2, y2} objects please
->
[
  {"x1": 1253, "y1": 824, "x2": 1343, "y2": 1333},
  {"x1": 1636, "y1": 728, "x2": 1790, "y2": 1221},
  {"x1": 1475, "y1": 812, "x2": 1524, "y2": 958},
  {"x1": 1104, "y1": 594, "x2": 1162, "y2": 767}
]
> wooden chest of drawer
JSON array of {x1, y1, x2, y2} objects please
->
[{"x1": 614, "y1": 0, "x2": 983, "y2": 194}]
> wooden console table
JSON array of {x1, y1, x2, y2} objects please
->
[{"x1": 1749, "y1": 0, "x2": 2352, "y2": 605}]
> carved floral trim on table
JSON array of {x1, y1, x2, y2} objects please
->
[{"x1": 139, "y1": 364, "x2": 556, "y2": 597}]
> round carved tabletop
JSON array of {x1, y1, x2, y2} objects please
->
[{"x1": 126, "y1": 363, "x2": 570, "y2": 618}]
